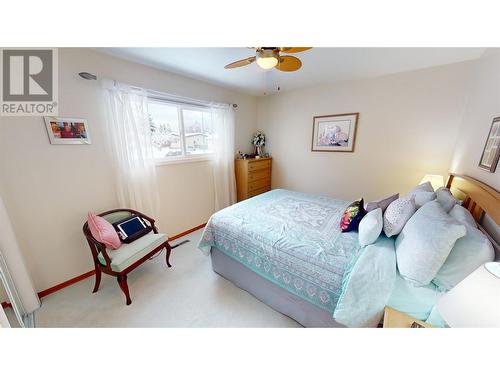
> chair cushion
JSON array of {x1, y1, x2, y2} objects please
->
[
  {"x1": 88, "y1": 212, "x2": 121, "y2": 250},
  {"x1": 97, "y1": 233, "x2": 167, "y2": 272}
]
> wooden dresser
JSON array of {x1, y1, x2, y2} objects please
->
[{"x1": 235, "y1": 157, "x2": 272, "y2": 201}]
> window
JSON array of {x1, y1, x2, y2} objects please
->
[{"x1": 148, "y1": 99, "x2": 214, "y2": 161}]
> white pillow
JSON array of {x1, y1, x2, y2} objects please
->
[
  {"x1": 383, "y1": 196, "x2": 416, "y2": 237},
  {"x1": 413, "y1": 191, "x2": 436, "y2": 209},
  {"x1": 395, "y1": 201, "x2": 467, "y2": 286},
  {"x1": 436, "y1": 187, "x2": 459, "y2": 213},
  {"x1": 449, "y1": 204, "x2": 477, "y2": 229},
  {"x1": 433, "y1": 225, "x2": 494, "y2": 291},
  {"x1": 358, "y1": 208, "x2": 383, "y2": 246}
]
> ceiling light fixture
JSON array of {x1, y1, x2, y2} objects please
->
[{"x1": 256, "y1": 49, "x2": 278, "y2": 70}]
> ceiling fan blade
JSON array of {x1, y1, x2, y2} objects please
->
[
  {"x1": 224, "y1": 56, "x2": 256, "y2": 69},
  {"x1": 279, "y1": 47, "x2": 312, "y2": 53},
  {"x1": 275, "y1": 55, "x2": 302, "y2": 72}
]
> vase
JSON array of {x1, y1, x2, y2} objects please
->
[{"x1": 256, "y1": 145, "x2": 263, "y2": 157}]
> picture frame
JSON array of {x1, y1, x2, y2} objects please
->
[
  {"x1": 44, "y1": 117, "x2": 91, "y2": 145},
  {"x1": 311, "y1": 113, "x2": 359, "y2": 152},
  {"x1": 478, "y1": 116, "x2": 500, "y2": 173}
]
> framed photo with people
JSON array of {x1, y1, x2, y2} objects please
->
[
  {"x1": 44, "y1": 117, "x2": 91, "y2": 145},
  {"x1": 311, "y1": 113, "x2": 359, "y2": 152}
]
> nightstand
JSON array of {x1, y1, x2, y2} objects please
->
[{"x1": 383, "y1": 306, "x2": 432, "y2": 328}]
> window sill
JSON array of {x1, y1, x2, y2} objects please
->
[{"x1": 155, "y1": 155, "x2": 214, "y2": 166}]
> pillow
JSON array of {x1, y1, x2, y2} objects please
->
[
  {"x1": 383, "y1": 196, "x2": 416, "y2": 237},
  {"x1": 433, "y1": 225, "x2": 494, "y2": 291},
  {"x1": 413, "y1": 191, "x2": 436, "y2": 209},
  {"x1": 358, "y1": 208, "x2": 383, "y2": 246},
  {"x1": 448, "y1": 204, "x2": 477, "y2": 229},
  {"x1": 409, "y1": 181, "x2": 434, "y2": 195},
  {"x1": 87, "y1": 212, "x2": 121, "y2": 250},
  {"x1": 366, "y1": 193, "x2": 399, "y2": 213},
  {"x1": 395, "y1": 201, "x2": 466, "y2": 286},
  {"x1": 435, "y1": 187, "x2": 459, "y2": 213},
  {"x1": 340, "y1": 199, "x2": 366, "y2": 232}
]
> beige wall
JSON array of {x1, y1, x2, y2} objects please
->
[
  {"x1": 451, "y1": 49, "x2": 500, "y2": 190},
  {"x1": 0, "y1": 48, "x2": 257, "y2": 295},
  {"x1": 256, "y1": 61, "x2": 475, "y2": 201}
]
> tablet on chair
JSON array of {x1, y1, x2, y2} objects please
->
[{"x1": 115, "y1": 216, "x2": 151, "y2": 243}]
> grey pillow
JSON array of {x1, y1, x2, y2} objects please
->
[
  {"x1": 412, "y1": 191, "x2": 436, "y2": 208},
  {"x1": 449, "y1": 204, "x2": 477, "y2": 229},
  {"x1": 395, "y1": 201, "x2": 467, "y2": 286},
  {"x1": 409, "y1": 181, "x2": 434, "y2": 195},
  {"x1": 383, "y1": 196, "x2": 416, "y2": 237},
  {"x1": 366, "y1": 193, "x2": 399, "y2": 213},
  {"x1": 436, "y1": 187, "x2": 460, "y2": 213},
  {"x1": 433, "y1": 225, "x2": 494, "y2": 291}
]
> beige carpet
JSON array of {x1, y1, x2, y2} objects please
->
[{"x1": 33, "y1": 229, "x2": 301, "y2": 327}]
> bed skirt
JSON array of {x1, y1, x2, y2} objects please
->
[{"x1": 210, "y1": 247, "x2": 343, "y2": 328}]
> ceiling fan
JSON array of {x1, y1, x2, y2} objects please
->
[{"x1": 224, "y1": 47, "x2": 312, "y2": 72}]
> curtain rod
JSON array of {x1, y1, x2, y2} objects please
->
[{"x1": 80, "y1": 73, "x2": 238, "y2": 108}]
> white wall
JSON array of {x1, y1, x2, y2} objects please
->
[
  {"x1": 0, "y1": 48, "x2": 257, "y2": 295},
  {"x1": 451, "y1": 49, "x2": 500, "y2": 190},
  {"x1": 257, "y1": 61, "x2": 475, "y2": 201}
]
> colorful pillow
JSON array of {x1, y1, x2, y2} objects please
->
[
  {"x1": 366, "y1": 193, "x2": 399, "y2": 213},
  {"x1": 340, "y1": 199, "x2": 366, "y2": 232},
  {"x1": 87, "y1": 212, "x2": 121, "y2": 250},
  {"x1": 395, "y1": 201, "x2": 466, "y2": 286},
  {"x1": 383, "y1": 196, "x2": 416, "y2": 237},
  {"x1": 435, "y1": 187, "x2": 460, "y2": 213},
  {"x1": 358, "y1": 208, "x2": 383, "y2": 246}
]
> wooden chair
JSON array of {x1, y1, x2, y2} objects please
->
[{"x1": 83, "y1": 209, "x2": 172, "y2": 305}]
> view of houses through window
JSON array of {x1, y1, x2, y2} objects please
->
[{"x1": 148, "y1": 99, "x2": 214, "y2": 160}]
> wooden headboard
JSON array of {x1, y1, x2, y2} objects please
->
[{"x1": 446, "y1": 173, "x2": 500, "y2": 225}]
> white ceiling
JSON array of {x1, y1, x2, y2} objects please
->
[{"x1": 99, "y1": 48, "x2": 485, "y2": 96}]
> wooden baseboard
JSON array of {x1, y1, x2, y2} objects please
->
[
  {"x1": 169, "y1": 223, "x2": 206, "y2": 241},
  {"x1": 1, "y1": 223, "x2": 206, "y2": 309}
]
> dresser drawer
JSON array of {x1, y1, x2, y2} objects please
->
[
  {"x1": 248, "y1": 159, "x2": 271, "y2": 172},
  {"x1": 248, "y1": 168, "x2": 270, "y2": 182},
  {"x1": 248, "y1": 177, "x2": 271, "y2": 192},
  {"x1": 248, "y1": 186, "x2": 270, "y2": 198}
]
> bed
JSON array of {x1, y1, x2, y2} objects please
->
[{"x1": 198, "y1": 174, "x2": 500, "y2": 327}]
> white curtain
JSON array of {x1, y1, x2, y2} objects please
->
[
  {"x1": 103, "y1": 81, "x2": 160, "y2": 218},
  {"x1": 211, "y1": 105, "x2": 236, "y2": 211}
]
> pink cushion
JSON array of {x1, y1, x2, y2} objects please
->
[{"x1": 87, "y1": 212, "x2": 121, "y2": 250}]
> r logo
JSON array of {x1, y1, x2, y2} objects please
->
[{"x1": 2, "y1": 49, "x2": 53, "y2": 102}]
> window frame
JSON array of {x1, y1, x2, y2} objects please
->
[{"x1": 148, "y1": 98, "x2": 215, "y2": 165}]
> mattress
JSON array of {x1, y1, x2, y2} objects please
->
[
  {"x1": 210, "y1": 247, "x2": 343, "y2": 327},
  {"x1": 198, "y1": 189, "x2": 363, "y2": 316}
]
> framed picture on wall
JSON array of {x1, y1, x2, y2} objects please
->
[
  {"x1": 478, "y1": 116, "x2": 500, "y2": 173},
  {"x1": 44, "y1": 117, "x2": 91, "y2": 145},
  {"x1": 311, "y1": 113, "x2": 359, "y2": 152}
]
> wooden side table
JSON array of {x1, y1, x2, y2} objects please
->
[{"x1": 383, "y1": 306, "x2": 432, "y2": 328}]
